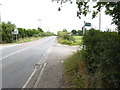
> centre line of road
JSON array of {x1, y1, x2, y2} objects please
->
[{"x1": 0, "y1": 46, "x2": 33, "y2": 61}]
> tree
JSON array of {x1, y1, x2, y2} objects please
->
[
  {"x1": 71, "y1": 29, "x2": 77, "y2": 35},
  {"x1": 52, "y1": 0, "x2": 120, "y2": 34},
  {"x1": 38, "y1": 27, "x2": 44, "y2": 32},
  {"x1": 1, "y1": 21, "x2": 16, "y2": 43},
  {"x1": 63, "y1": 29, "x2": 67, "y2": 32},
  {"x1": 77, "y1": 30, "x2": 83, "y2": 36},
  {"x1": 76, "y1": 1, "x2": 120, "y2": 34},
  {"x1": 17, "y1": 28, "x2": 26, "y2": 38}
]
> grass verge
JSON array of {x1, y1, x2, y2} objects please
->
[
  {"x1": 64, "y1": 50, "x2": 102, "y2": 88},
  {"x1": 1, "y1": 37, "x2": 42, "y2": 45},
  {"x1": 64, "y1": 50, "x2": 88, "y2": 88}
]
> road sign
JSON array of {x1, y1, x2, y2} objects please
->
[
  {"x1": 13, "y1": 29, "x2": 19, "y2": 34},
  {"x1": 84, "y1": 22, "x2": 91, "y2": 26}
]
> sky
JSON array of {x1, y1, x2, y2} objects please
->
[{"x1": 0, "y1": 0, "x2": 117, "y2": 33}]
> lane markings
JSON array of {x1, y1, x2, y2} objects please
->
[
  {"x1": 22, "y1": 41, "x2": 52, "y2": 88},
  {"x1": 22, "y1": 68, "x2": 37, "y2": 88},
  {"x1": 22, "y1": 47, "x2": 51, "y2": 88},
  {"x1": 33, "y1": 63, "x2": 47, "y2": 88},
  {"x1": 44, "y1": 54, "x2": 46, "y2": 57},
  {"x1": 22, "y1": 63, "x2": 47, "y2": 88},
  {"x1": 33, "y1": 47, "x2": 52, "y2": 88},
  {"x1": 1, "y1": 37, "x2": 54, "y2": 61},
  {"x1": 0, "y1": 46, "x2": 33, "y2": 61},
  {"x1": 22, "y1": 65, "x2": 42, "y2": 88}
]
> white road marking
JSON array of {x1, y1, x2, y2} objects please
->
[
  {"x1": 22, "y1": 64, "x2": 43, "y2": 88},
  {"x1": 44, "y1": 54, "x2": 46, "y2": 57},
  {"x1": 22, "y1": 69, "x2": 37, "y2": 88},
  {"x1": 33, "y1": 63, "x2": 47, "y2": 88},
  {"x1": 33, "y1": 47, "x2": 52, "y2": 88},
  {"x1": 22, "y1": 45, "x2": 52, "y2": 88},
  {"x1": 0, "y1": 46, "x2": 33, "y2": 61}
]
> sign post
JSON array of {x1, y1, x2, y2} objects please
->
[
  {"x1": 12, "y1": 29, "x2": 19, "y2": 41},
  {"x1": 85, "y1": 22, "x2": 91, "y2": 27},
  {"x1": 83, "y1": 21, "x2": 91, "y2": 35},
  {"x1": 82, "y1": 21, "x2": 91, "y2": 49}
]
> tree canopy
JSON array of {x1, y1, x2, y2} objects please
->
[
  {"x1": 71, "y1": 29, "x2": 77, "y2": 35},
  {"x1": 52, "y1": 0, "x2": 120, "y2": 34}
]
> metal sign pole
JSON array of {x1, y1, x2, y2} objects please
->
[
  {"x1": 0, "y1": 4, "x2": 2, "y2": 24},
  {"x1": 12, "y1": 33, "x2": 13, "y2": 43},
  {"x1": 82, "y1": 21, "x2": 92, "y2": 49},
  {"x1": 16, "y1": 34, "x2": 17, "y2": 41},
  {"x1": 83, "y1": 26, "x2": 85, "y2": 35}
]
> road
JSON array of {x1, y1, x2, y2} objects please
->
[{"x1": 1, "y1": 36, "x2": 56, "y2": 88}]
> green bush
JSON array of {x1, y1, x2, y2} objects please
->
[
  {"x1": 82, "y1": 29, "x2": 120, "y2": 88},
  {"x1": 61, "y1": 40, "x2": 72, "y2": 45},
  {"x1": 57, "y1": 31, "x2": 75, "y2": 45}
]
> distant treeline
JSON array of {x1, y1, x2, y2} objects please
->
[{"x1": 0, "y1": 21, "x2": 55, "y2": 43}]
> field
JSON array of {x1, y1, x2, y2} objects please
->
[
  {"x1": 57, "y1": 35, "x2": 83, "y2": 46},
  {"x1": 73, "y1": 36, "x2": 83, "y2": 45}
]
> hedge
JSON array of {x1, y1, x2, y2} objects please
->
[
  {"x1": 82, "y1": 29, "x2": 120, "y2": 88},
  {"x1": 0, "y1": 22, "x2": 55, "y2": 43}
]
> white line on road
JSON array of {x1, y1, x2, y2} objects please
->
[
  {"x1": 22, "y1": 69, "x2": 37, "y2": 88},
  {"x1": 33, "y1": 63, "x2": 47, "y2": 88},
  {"x1": 33, "y1": 48, "x2": 51, "y2": 88},
  {"x1": 22, "y1": 65, "x2": 42, "y2": 88},
  {"x1": 0, "y1": 46, "x2": 33, "y2": 61},
  {"x1": 44, "y1": 54, "x2": 46, "y2": 57},
  {"x1": 22, "y1": 46, "x2": 51, "y2": 88}
]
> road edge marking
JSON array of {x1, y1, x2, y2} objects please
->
[
  {"x1": 22, "y1": 65, "x2": 42, "y2": 88},
  {"x1": 22, "y1": 69, "x2": 37, "y2": 88},
  {"x1": 22, "y1": 46, "x2": 51, "y2": 88},
  {"x1": 33, "y1": 63, "x2": 47, "y2": 88}
]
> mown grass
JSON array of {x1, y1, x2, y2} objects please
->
[{"x1": 1, "y1": 37, "x2": 42, "y2": 45}]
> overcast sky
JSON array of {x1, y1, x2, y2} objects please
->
[{"x1": 0, "y1": 0, "x2": 116, "y2": 33}]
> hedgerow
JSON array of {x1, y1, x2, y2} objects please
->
[
  {"x1": 0, "y1": 21, "x2": 55, "y2": 43},
  {"x1": 82, "y1": 29, "x2": 120, "y2": 88}
]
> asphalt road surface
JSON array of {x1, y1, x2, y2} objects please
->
[{"x1": 1, "y1": 36, "x2": 56, "y2": 88}]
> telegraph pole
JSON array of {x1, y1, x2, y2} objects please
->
[
  {"x1": 0, "y1": 3, "x2": 2, "y2": 23},
  {"x1": 99, "y1": 10, "x2": 101, "y2": 30},
  {"x1": 38, "y1": 19, "x2": 42, "y2": 28}
]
